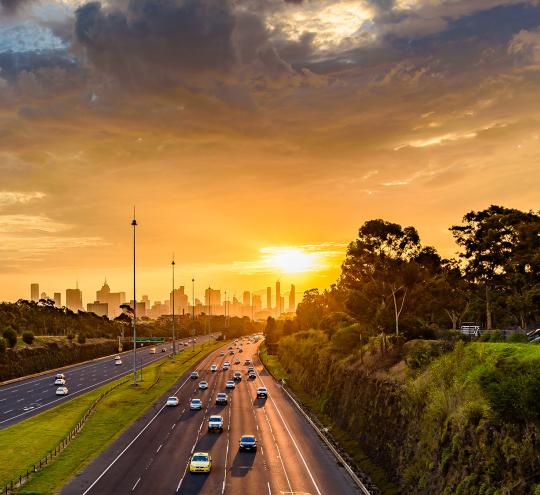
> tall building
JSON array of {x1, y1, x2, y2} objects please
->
[
  {"x1": 266, "y1": 287, "x2": 271, "y2": 309},
  {"x1": 66, "y1": 287, "x2": 83, "y2": 312},
  {"x1": 87, "y1": 301, "x2": 108, "y2": 317},
  {"x1": 96, "y1": 279, "x2": 124, "y2": 319},
  {"x1": 288, "y1": 284, "x2": 296, "y2": 312},
  {"x1": 275, "y1": 280, "x2": 281, "y2": 315},
  {"x1": 280, "y1": 296, "x2": 285, "y2": 315},
  {"x1": 243, "y1": 291, "x2": 251, "y2": 306},
  {"x1": 170, "y1": 286, "x2": 189, "y2": 314},
  {"x1": 53, "y1": 292, "x2": 61, "y2": 307},
  {"x1": 204, "y1": 288, "x2": 221, "y2": 307},
  {"x1": 141, "y1": 295, "x2": 150, "y2": 311},
  {"x1": 252, "y1": 294, "x2": 262, "y2": 313},
  {"x1": 129, "y1": 300, "x2": 146, "y2": 317},
  {"x1": 30, "y1": 283, "x2": 39, "y2": 302}
]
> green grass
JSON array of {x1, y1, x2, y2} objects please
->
[
  {"x1": 259, "y1": 344, "x2": 288, "y2": 381},
  {"x1": 0, "y1": 340, "x2": 224, "y2": 494}
]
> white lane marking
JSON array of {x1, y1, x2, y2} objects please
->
[
  {"x1": 3, "y1": 409, "x2": 13, "y2": 414},
  {"x1": 267, "y1": 481, "x2": 272, "y2": 495},
  {"x1": 256, "y1": 364, "x2": 323, "y2": 495},
  {"x1": 156, "y1": 444, "x2": 162, "y2": 453},
  {"x1": 131, "y1": 477, "x2": 141, "y2": 491}
]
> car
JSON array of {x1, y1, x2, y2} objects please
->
[
  {"x1": 239, "y1": 348, "x2": 243, "y2": 353},
  {"x1": 54, "y1": 377, "x2": 66, "y2": 386},
  {"x1": 166, "y1": 396, "x2": 179, "y2": 407},
  {"x1": 228, "y1": 346, "x2": 233, "y2": 350},
  {"x1": 190, "y1": 398, "x2": 203, "y2": 410},
  {"x1": 184, "y1": 342, "x2": 188, "y2": 346},
  {"x1": 233, "y1": 371, "x2": 242, "y2": 381},
  {"x1": 210, "y1": 364, "x2": 218, "y2": 372},
  {"x1": 248, "y1": 373, "x2": 256, "y2": 380},
  {"x1": 56, "y1": 386, "x2": 68, "y2": 396},
  {"x1": 244, "y1": 359, "x2": 251, "y2": 365},
  {"x1": 189, "y1": 452, "x2": 212, "y2": 473},
  {"x1": 219, "y1": 351, "x2": 225, "y2": 357},
  {"x1": 226, "y1": 380, "x2": 235, "y2": 389},
  {"x1": 114, "y1": 357, "x2": 122, "y2": 365},
  {"x1": 234, "y1": 358, "x2": 240, "y2": 364},
  {"x1": 161, "y1": 347, "x2": 166, "y2": 352},
  {"x1": 150, "y1": 347, "x2": 156, "y2": 354},
  {"x1": 239, "y1": 435, "x2": 257, "y2": 452},
  {"x1": 215, "y1": 393, "x2": 228, "y2": 405},
  {"x1": 247, "y1": 367, "x2": 255, "y2": 374},
  {"x1": 256, "y1": 387, "x2": 268, "y2": 399},
  {"x1": 229, "y1": 350, "x2": 234, "y2": 355},
  {"x1": 191, "y1": 371, "x2": 199, "y2": 380},
  {"x1": 199, "y1": 380, "x2": 208, "y2": 390},
  {"x1": 55, "y1": 373, "x2": 65, "y2": 380},
  {"x1": 208, "y1": 415, "x2": 224, "y2": 432},
  {"x1": 114, "y1": 355, "x2": 120, "y2": 360}
]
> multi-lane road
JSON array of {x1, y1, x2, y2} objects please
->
[
  {"x1": 0, "y1": 336, "x2": 213, "y2": 429},
  {"x1": 62, "y1": 338, "x2": 359, "y2": 495}
]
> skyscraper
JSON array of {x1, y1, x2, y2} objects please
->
[
  {"x1": 252, "y1": 294, "x2": 262, "y2": 313},
  {"x1": 53, "y1": 292, "x2": 61, "y2": 307},
  {"x1": 204, "y1": 288, "x2": 221, "y2": 307},
  {"x1": 275, "y1": 280, "x2": 281, "y2": 315},
  {"x1": 30, "y1": 283, "x2": 39, "y2": 302},
  {"x1": 66, "y1": 287, "x2": 83, "y2": 312},
  {"x1": 243, "y1": 291, "x2": 251, "y2": 306},
  {"x1": 289, "y1": 284, "x2": 296, "y2": 312},
  {"x1": 96, "y1": 279, "x2": 123, "y2": 319},
  {"x1": 266, "y1": 287, "x2": 271, "y2": 309},
  {"x1": 170, "y1": 286, "x2": 188, "y2": 314}
]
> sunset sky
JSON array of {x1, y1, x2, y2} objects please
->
[{"x1": 0, "y1": 0, "x2": 539, "y2": 304}]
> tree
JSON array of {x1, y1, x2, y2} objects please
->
[
  {"x1": 0, "y1": 337, "x2": 6, "y2": 354},
  {"x1": 77, "y1": 333, "x2": 86, "y2": 344},
  {"x1": 450, "y1": 206, "x2": 540, "y2": 330},
  {"x1": 296, "y1": 289, "x2": 326, "y2": 330},
  {"x1": 3, "y1": 327, "x2": 17, "y2": 348},
  {"x1": 22, "y1": 331, "x2": 35, "y2": 345}
]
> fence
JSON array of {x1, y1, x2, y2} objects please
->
[{"x1": 3, "y1": 377, "x2": 128, "y2": 495}]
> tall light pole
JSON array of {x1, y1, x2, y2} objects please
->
[
  {"x1": 131, "y1": 212, "x2": 138, "y2": 385},
  {"x1": 192, "y1": 277, "x2": 195, "y2": 351},
  {"x1": 171, "y1": 255, "x2": 176, "y2": 359}
]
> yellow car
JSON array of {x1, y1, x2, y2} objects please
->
[{"x1": 189, "y1": 452, "x2": 212, "y2": 473}]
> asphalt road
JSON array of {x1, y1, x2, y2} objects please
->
[
  {"x1": 62, "y1": 339, "x2": 360, "y2": 495},
  {"x1": 0, "y1": 336, "x2": 213, "y2": 430}
]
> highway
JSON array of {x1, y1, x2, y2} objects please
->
[
  {"x1": 0, "y1": 336, "x2": 212, "y2": 430},
  {"x1": 62, "y1": 339, "x2": 360, "y2": 495}
]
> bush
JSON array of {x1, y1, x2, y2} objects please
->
[
  {"x1": 0, "y1": 337, "x2": 6, "y2": 354},
  {"x1": 67, "y1": 333, "x2": 74, "y2": 342},
  {"x1": 22, "y1": 331, "x2": 35, "y2": 345},
  {"x1": 77, "y1": 333, "x2": 86, "y2": 344},
  {"x1": 507, "y1": 332, "x2": 528, "y2": 343},
  {"x1": 3, "y1": 327, "x2": 17, "y2": 348}
]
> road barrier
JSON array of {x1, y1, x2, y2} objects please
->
[{"x1": 2, "y1": 377, "x2": 129, "y2": 495}]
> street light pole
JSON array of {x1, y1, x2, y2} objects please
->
[
  {"x1": 172, "y1": 256, "x2": 176, "y2": 359},
  {"x1": 192, "y1": 277, "x2": 195, "y2": 352},
  {"x1": 131, "y1": 212, "x2": 138, "y2": 386}
]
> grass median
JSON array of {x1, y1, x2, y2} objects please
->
[{"x1": 0, "y1": 339, "x2": 225, "y2": 495}]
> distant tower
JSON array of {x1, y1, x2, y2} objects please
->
[
  {"x1": 266, "y1": 287, "x2": 271, "y2": 309},
  {"x1": 243, "y1": 291, "x2": 251, "y2": 306},
  {"x1": 289, "y1": 284, "x2": 296, "y2": 312},
  {"x1": 53, "y1": 292, "x2": 62, "y2": 307},
  {"x1": 66, "y1": 285, "x2": 83, "y2": 312},
  {"x1": 275, "y1": 280, "x2": 281, "y2": 315},
  {"x1": 30, "y1": 283, "x2": 39, "y2": 302}
]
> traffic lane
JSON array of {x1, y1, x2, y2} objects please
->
[
  {"x1": 225, "y1": 368, "x2": 270, "y2": 495},
  {"x1": 254, "y1": 355, "x2": 360, "y2": 495},
  {"x1": 62, "y1": 346, "x2": 224, "y2": 495},
  {"x1": 177, "y1": 360, "x2": 231, "y2": 495},
  {"x1": 0, "y1": 338, "x2": 210, "y2": 429}
]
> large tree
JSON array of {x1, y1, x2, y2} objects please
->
[{"x1": 450, "y1": 205, "x2": 540, "y2": 330}]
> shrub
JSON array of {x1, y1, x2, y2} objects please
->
[
  {"x1": 0, "y1": 337, "x2": 6, "y2": 354},
  {"x1": 489, "y1": 330, "x2": 504, "y2": 342},
  {"x1": 77, "y1": 333, "x2": 86, "y2": 344},
  {"x1": 3, "y1": 327, "x2": 17, "y2": 348},
  {"x1": 22, "y1": 331, "x2": 34, "y2": 345},
  {"x1": 67, "y1": 333, "x2": 74, "y2": 342},
  {"x1": 507, "y1": 332, "x2": 528, "y2": 343}
]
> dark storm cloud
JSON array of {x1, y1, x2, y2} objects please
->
[
  {"x1": 74, "y1": 0, "x2": 237, "y2": 85},
  {"x1": 0, "y1": 0, "x2": 29, "y2": 14}
]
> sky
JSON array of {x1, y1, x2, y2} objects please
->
[{"x1": 0, "y1": 0, "x2": 539, "y2": 305}]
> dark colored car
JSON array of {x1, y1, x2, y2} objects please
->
[{"x1": 239, "y1": 435, "x2": 257, "y2": 452}]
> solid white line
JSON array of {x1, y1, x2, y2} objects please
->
[
  {"x1": 131, "y1": 477, "x2": 141, "y2": 491},
  {"x1": 267, "y1": 481, "x2": 272, "y2": 495},
  {"x1": 156, "y1": 444, "x2": 162, "y2": 453}
]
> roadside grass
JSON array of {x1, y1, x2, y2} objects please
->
[
  {"x1": 0, "y1": 340, "x2": 224, "y2": 495},
  {"x1": 259, "y1": 344, "x2": 288, "y2": 381}
]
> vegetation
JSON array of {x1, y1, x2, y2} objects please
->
[
  {"x1": 21, "y1": 331, "x2": 34, "y2": 345},
  {"x1": 0, "y1": 340, "x2": 224, "y2": 494},
  {"x1": 3, "y1": 327, "x2": 17, "y2": 348}
]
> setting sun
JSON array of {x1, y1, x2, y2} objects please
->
[{"x1": 264, "y1": 248, "x2": 318, "y2": 274}]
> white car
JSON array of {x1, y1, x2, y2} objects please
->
[
  {"x1": 166, "y1": 396, "x2": 179, "y2": 407},
  {"x1": 199, "y1": 381, "x2": 208, "y2": 390},
  {"x1": 256, "y1": 387, "x2": 268, "y2": 399},
  {"x1": 226, "y1": 380, "x2": 236, "y2": 389},
  {"x1": 150, "y1": 347, "x2": 156, "y2": 354},
  {"x1": 56, "y1": 386, "x2": 68, "y2": 396},
  {"x1": 222, "y1": 362, "x2": 230, "y2": 370},
  {"x1": 208, "y1": 415, "x2": 224, "y2": 432},
  {"x1": 190, "y1": 398, "x2": 203, "y2": 410},
  {"x1": 54, "y1": 378, "x2": 66, "y2": 386},
  {"x1": 219, "y1": 351, "x2": 225, "y2": 356},
  {"x1": 234, "y1": 358, "x2": 240, "y2": 365},
  {"x1": 210, "y1": 364, "x2": 218, "y2": 372},
  {"x1": 55, "y1": 373, "x2": 65, "y2": 380},
  {"x1": 191, "y1": 371, "x2": 199, "y2": 380},
  {"x1": 114, "y1": 357, "x2": 122, "y2": 365}
]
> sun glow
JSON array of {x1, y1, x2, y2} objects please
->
[{"x1": 263, "y1": 248, "x2": 319, "y2": 274}]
